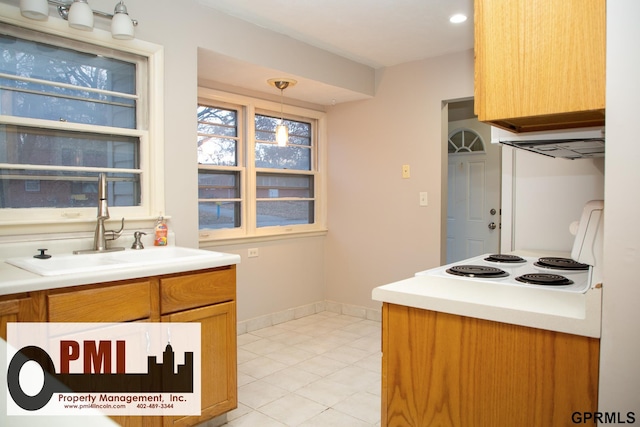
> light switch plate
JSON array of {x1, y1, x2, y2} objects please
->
[
  {"x1": 402, "y1": 164, "x2": 410, "y2": 179},
  {"x1": 248, "y1": 248, "x2": 259, "y2": 258},
  {"x1": 419, "y1": 192, "x2": 428, "y2": 206}
]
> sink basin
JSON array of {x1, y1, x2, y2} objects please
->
[{"x1": 5, "y1": 246, "x2": 224, "y2": 277}]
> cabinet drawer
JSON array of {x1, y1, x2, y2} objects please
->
[
  {"x1": 160, "y1": 267, "x2": 235, "y2": 315},
  {"x1": 48, "y1": 281, "x2": 152, "y2": 322}
]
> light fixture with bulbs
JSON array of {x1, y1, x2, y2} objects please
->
[
  {"x1": 267, "y1": 78, "x2": 297, "y2": 147},
  {"x1": 19, "y1": 0, "x2": 138, "y2": 40}
]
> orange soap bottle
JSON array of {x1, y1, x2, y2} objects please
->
[{"x1": 154, "y1": 215, "x2": 168, "y2": 246}]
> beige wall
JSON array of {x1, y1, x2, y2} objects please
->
[
  {"x1": 324, "y1": 51, "x2": 474, "y2": 310},
  {"x1": 212, "y1": 237, "x2": 325, "y2": 322}
]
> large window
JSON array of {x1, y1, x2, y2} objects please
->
[
  {"x1": 0, "y1": 21, "x2": 162, "y2": 231},
  {"x1": 197, "y1": 89, "x2": 326, "y2": 241}
]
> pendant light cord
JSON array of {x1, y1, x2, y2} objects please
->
[{"x1": 280, "y1": 88, "x2": 284, "y2": 123}]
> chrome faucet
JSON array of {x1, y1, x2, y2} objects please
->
[{"x1": 74, "y1": 173, "x2": 125, "y2": 254}]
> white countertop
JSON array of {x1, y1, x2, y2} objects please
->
[
  {"x1": 0, "y1": 240, "x2": 240, "y2": 296},
  {"x1": 372, "y1": 271, "x2": 602, "y2": 338}
]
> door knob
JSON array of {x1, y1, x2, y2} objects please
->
[{"x1": 488, "y1": 222, "x2": 497, "y2": 230}]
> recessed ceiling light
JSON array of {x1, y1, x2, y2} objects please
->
[{"x1": 449, "y1": 14, "x2": 467, "y2": 24}]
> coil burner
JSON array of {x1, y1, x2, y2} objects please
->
[
  {"x1": 484, "y1": 254, "x2": 526, "y2": 264},
  {"x1": 515, "y1": 273, "x2": 574, "y2": 286},
  {"x1": 535, "y1": 257, "x2": 589, "y2": 271},
  {"x1": 446, "y1": 265, "x2": 509, "y2": 278}
]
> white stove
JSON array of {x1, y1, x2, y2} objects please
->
[
  {"x1": 416, "y1": 200, "x2": 604, "y2": 295},
  {"x1": 416, "y1": 253, "x2": 592, "y2": 293}
]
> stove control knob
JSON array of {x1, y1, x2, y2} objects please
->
[{"x1": 488, "y1": 222, "x2": 497, "y2": 230}]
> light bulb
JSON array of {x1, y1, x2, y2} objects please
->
[
  {"x1": 449, "y1": 14, "x2": 467, "y2": 24},
  {"x1": 275, "y1": 123, "x2": 288, "y2": 147}
]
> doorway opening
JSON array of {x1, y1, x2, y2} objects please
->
[{"x1": 443, "y1": 99, "x2": 501, "y2": 264}]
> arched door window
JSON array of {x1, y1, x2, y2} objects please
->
[{"x1": 448, "y1": 128, "x2": 485, "y2": 154}]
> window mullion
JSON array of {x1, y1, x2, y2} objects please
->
[{"x1": 245, "y1": 104, "x2": 257, "y2": 236}]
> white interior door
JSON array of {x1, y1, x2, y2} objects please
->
[{"x1": 446, "y1": 126, "x2": 501, "y2": 263}]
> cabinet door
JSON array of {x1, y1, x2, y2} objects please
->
[
  {"x1": 0, "y1": 294, "x2": 45, "y2": 340},
  {"x1": 162, "y1": 301, "x2": 237, "y2": 427},
  {"x1": 0, "y1": 298, "x2": 23, "y2": 340},
  {"x1": 474, "y1": 0, "x2": 605, "y2": 132},
  {"x1": 46, "y1": 281, "x2": 157, "y2": 427}
]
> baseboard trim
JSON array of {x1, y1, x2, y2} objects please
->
[{"x1": 237, "y1": 300, "x2": 381, "y2": 335}]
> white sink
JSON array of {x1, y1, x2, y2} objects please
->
[{"x1": 5, "y1": 246, "x2": 223, "y2": 277}]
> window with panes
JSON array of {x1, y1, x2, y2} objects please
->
[
  {"x1": 197, "y1": 100, "x2": 318, "y2": 237},
  {"x1": 0, "y1": 24, "x2": 149, "y2": 219}
]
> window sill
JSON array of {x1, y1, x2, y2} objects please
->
[
  {"x1": 0, "y1": 216, "x2": 168, "y2": 240},
  {"x1": 198, "y1": 228, "x2": 328, "y2": 248}
]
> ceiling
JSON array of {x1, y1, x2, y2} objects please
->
[{"x1": 197, "y1": 0, "x2": 474, "y2": 106}]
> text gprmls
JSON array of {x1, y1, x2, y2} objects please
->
[{"x1": 572, "y1": 412, "x2": 636, "y2": 424}]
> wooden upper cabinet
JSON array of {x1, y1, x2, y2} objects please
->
[{"x1": 474, "y1": 0, "x2": 606, "y2": 132}]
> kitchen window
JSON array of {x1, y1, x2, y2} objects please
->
[
  {"x1": 197, "y1": 88, "x2": 326, "y2": 242},
  {"x1": 0, "y1": 22, "x2": 163, "y2": 234}
]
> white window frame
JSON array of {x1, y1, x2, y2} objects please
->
[
  {"x1": 197, "y1": 87, "x2": 327, "y2": 245},
  {"x1": 0, "y1": 5, "x2": 165, "y2": 236}
]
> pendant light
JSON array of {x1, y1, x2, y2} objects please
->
[{"x1": 268, "y1": 78, "x2": 297, "y2": 147}]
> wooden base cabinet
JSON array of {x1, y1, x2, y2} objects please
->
[
  {"x1": 381, "y1": 303, "x2": 600, "y2": 427},
  {"x1": 158, "y1": 267, "x2": 238, "y2": 426},
  {"x1": 1, "y1": 265, "x2": 237, "y2": 427}
]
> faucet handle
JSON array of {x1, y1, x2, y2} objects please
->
[{"x1": 106, "y1": 218, "x2": 125, "y2": 241}]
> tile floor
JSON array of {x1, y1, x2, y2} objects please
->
[{"x1": 224, "y1": 311, "x2": 382, "y2": 426}]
